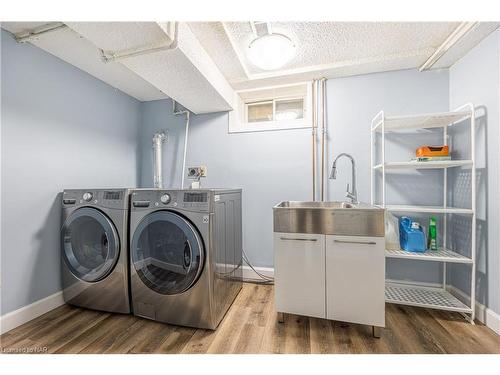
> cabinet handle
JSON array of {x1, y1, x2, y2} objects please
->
[
  {"x1": 280, "y1": 237, "x2": 318, "y2": 242},
  {"x1": 334, "y1": 239, "x2": 377, "y2": 245}
]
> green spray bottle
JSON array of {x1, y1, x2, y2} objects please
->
[{"x1": 428, "y1": 216, "x2": 437, "y2": 251}]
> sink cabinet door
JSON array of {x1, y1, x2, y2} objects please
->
[
  {"x1": 274, "y1": 233, "x2": 326, "y2": 319},
  {"x1": 326, "y1": 235, "x2": 385, "y2": 327}
]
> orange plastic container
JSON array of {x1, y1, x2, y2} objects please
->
[{"x1": 416, "y1": 145, "x2": 449, "y2": 158}]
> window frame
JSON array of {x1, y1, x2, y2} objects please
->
[{"x1": 229, "y1": 82, "x2": 312, "y2": 134}]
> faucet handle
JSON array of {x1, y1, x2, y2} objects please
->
[{"x1": 345, "y1": 184, "x2": 357, "y2": 204}]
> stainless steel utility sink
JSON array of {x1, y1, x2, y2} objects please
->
[{"x1": 273, "y1": 201, "x2": 385, "y2": 237}]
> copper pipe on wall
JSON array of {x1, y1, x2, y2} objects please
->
[
  {"x1": 311, "y1": 80, "x2": 317, "y2": 201},
  {"x1": 320, "y1": 78, "x2": 327, "y2": 201}
]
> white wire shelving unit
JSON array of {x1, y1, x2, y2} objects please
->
[{"x1": 370, "y1": 103, "x2": 476, "y2": 323}]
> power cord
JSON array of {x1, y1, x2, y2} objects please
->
[{"x1": 242, "y1": 248, "x2": 274, "y2": 285}]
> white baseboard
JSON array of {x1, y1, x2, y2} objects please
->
[
  {"x1": 242, "y1": 265, "x2": 274, "y2": 282},
  {"x1": 484, "y1": 309, "x2": 500, "y2": 335},
  {"x1": 0, "y1": 291, "x2": 65, "y2": 335},
  {"x1": 447, "y1": 285, "x2": 500, "y2": 335}
]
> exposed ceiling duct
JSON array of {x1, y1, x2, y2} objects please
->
[{"x1": 152, "y1": 131, "x2": 167, "y2": 189}]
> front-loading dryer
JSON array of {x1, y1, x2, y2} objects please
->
[
  {"x1": 129, "y1": 189, "x2": 242, "y2": 330},
  {"x1": 61, "y1": 189, "x2": 130, "y2": 313}
]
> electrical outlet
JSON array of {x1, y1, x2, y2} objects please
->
[
  {"x1": 199, "y1": 165, "x2": 207, "y2": 177},
  {"x1": 187, "y1": 166, "x2": 207, "y2": 179}
]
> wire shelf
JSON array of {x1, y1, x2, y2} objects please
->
[
  {"x1": 385, "y1": 283, "x2": 472, "y2": 313},
  {"x1": 383, "y1": 205, "x2": 474, "y2": 215},
  {"x1": 373, "y1": 160, "x2": 473, "y2": 170},
  {"x1": 372, "y1": 110, "x2": 471, "y2": 132},
  {"x1": 385, "y1": 248, "x2": 473, "y2": 264},
  {"x1": 371, "y1": 104, "x2": 476, "y2": 321}
]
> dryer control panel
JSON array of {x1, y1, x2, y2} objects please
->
[
  {"x1": 131, "y1": 190, "x2": 211, "y2": 212},
  {"x1": 182, "y1": 192, "x2": 209, "y2": 210},
  {"x1": 62, "y1": 189, "x2": 129, "y2": 210}
]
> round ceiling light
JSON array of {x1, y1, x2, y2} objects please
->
[{"x1": 247, "y1": 33, "x2": 296, "y2": 71}]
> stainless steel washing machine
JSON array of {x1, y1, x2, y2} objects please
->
[
  {"x1": 61, "y1": 189, "x2": 130, "y2": 313},
  {"x1": 129, "y1": 189, "x2": 242, "y2": 330}
]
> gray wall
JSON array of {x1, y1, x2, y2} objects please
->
[
  {"x1": 140, "y1": 69, "x2": 450, "y2": 276},
  {"x1": 448, "y1": 30, "x2": 500, "y2": 314},
  {"x1": 0, "y1": 30, "x2": 141, "y2": 315}
]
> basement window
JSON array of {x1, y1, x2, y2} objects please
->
[
  {"x1": 246, "y1": 98, "x2": 304, "y2": 124},
  {"x1": 229, "y1": 82, "x2": 312, "y2": 133},
  {"x1": 275, "y1": 98, "x2": 304, "y2": 121},
  {"x1": 247, "y1": 101, "x2": 274, "y2": 122}
]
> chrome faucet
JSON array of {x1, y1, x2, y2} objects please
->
[{"x1": 329, "y1": 153, "x2": 358, "y2": 204}]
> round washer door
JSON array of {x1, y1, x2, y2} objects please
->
[
  {"x1": 131, "y1": 211, "x2": 204, "y2": 295},
  {"x1": 62, "y1": 207, "x2": 120, "y2": 282}
]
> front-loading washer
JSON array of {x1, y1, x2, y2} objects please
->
[
  {"x1": 129, "y1": 189, "x2": 242, "y2": 330},
  {"x1": 61, "y1": 189, "x2": 131, "y2": 313}
]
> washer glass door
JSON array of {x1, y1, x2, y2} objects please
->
[
  {"x1": 131, "y1": 211, "x2": 204, "y2": 295},
  {"x1": 62, "y1": 207, "x2": 119, "y2": 282}
]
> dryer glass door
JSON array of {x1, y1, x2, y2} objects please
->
[
  {"x1": 131, "y1": 211, "x2": 204, "y2": 295},
  {"x1": 62, "y1": 207, "x2": 120, "y2": 282}
]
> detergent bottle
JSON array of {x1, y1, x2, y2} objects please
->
[{"x1": 427, "y1": 216, "x2": 437, "y2": 251}]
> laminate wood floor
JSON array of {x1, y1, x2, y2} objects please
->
[{"x1": 1, "y1": 283, "x2": 499, "y2": 354}]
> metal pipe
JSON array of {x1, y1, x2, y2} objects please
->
[
  {"x1": 382, "y1": 112, "x2": 386, "y2": 207},
  {"x1": 320, "y1": 78, "x2": 327, "y2": 201},
  {"x1": 152, "y1": 131, "x2": 167, "y2": 188},
  {"x1": 101, "y1": 22, "x2": 178, "y2": 63},
  {"x1": 15, "y1": 22, "x2": 68, "y2": 43},
  {"x1": 370, "y1": 114, "x2": 374, "y2": 205},
  {"x1": 320, "y1": 79, "x2": 324, "y2": 201},
  {"x1": 311, "y1": 80, "x2": 317, "y2": 201},
  {"x1": 173, "y1": 100, "x2": 190, "y2": 189},
  {"x1": 419, "y1": 22, "x2": 477, "y2": 71}
]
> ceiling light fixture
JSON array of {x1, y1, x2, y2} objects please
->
[{"x1": 247, "y1": 33, "x2": 296, "y2": 71}]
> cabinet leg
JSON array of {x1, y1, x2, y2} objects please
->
[
  {"x1": 277, "y1": 312, "x2": 285, "y2": 323},
  {"x1": 372, "y1": 326, "x2": 382, "y2": 338}
]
